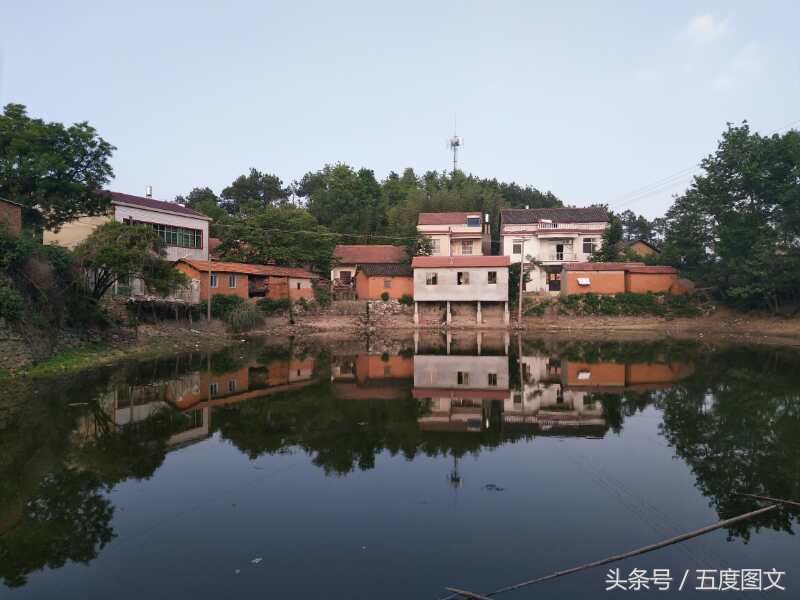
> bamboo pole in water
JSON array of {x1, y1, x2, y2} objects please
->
[
  {"x1": 735, "y1": 493, "x2": 800, "y2": 510},
  {"x1": 441, "y1": 504, "x2": 779, "y2": 600}
]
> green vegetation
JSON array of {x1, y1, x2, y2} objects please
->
[
  {"x1": 523, "y1": 297, "x2": 551, "y2": 317},
  {"x1": 558, "y1": 293, "x2": 703, "y2": 318},
  {"x1": 0, "y1": 285, "x2": 24, "y2": 322},
  {"x1": 380, "y1": 291, "x2": 390, "y2": 301},
  {"x1": 256, "y1": 297, "x2": 290, "y2": 314},
  {"x1": 198, "y1": 294, "x2": 245, "y2": 319},
  {"x1": 398, "y1": 294, "x2": 413, "y2": 306},
  {"x1": 225, "y1": 304, "x2": 263, "y2": 333},
  {"x1": 314, "y1": 286, "x2": 332, "y2": 308}
]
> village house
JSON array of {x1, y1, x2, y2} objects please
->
[
  {"x1": 618, "y1": 239, "x2": 660, "y2": 258},
  {"x1": 331, "y1": 244, "x2": 407, "y2": 288},
  {"x1": 560, "y1": 262, "x2": 683, "y2": 295},
  {"x1": 0, "y1": 198, "x2": 23, "y2": 236},
  {"x1": 44, "y1": 190, "x2": 211, "y2": 261},
  {"x1": 331, "y1": 352, "x2": 414, "y2": 400},
  {"x1": 354, "y1": 263, "x2": 413, "y2": 300},
  {"x1": 416, "y1": 211, "x2": 491, "y2": 256},
  {"x1": 500, "y1": 207, "x2": 609, "y2": 292},
  {"x1": 176, "y1": 259, "x2": 314, "y2": 303},
  {"x1": 411, "y1": 255, "x2": 510, "y2": 326}
]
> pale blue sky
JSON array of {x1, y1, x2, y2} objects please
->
[{"x1": 2, "y1": 1, "x2": 798, "y2": 217}]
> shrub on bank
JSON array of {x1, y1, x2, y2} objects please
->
[
  {"x1": 198, "y1": 294, "x2": 245, "y2": 319},
  {"x1": 225, "y1": 304, "x2": 264, "y2": 333},
  {"x1": 523, "y1": 297, "x2": 550, "y2": 317},
  {"x1": 314, "y1": 287, "x2": 332, "y2": 308},
  {"x1": 556, "y1": 292, "x2": 703, "y2": 318},
  {"x1": 380, "y1": 292, "x2": 390, "y2": 301},
  {"x1": 0, "y1": 285, "x2": 24, "y2": 322},
  {"x1": 398, "y1": 294, "x2": 413, "y2": 306},
  {"x1": 257, "y1": 297, "x2": 290, "y2": 315}
]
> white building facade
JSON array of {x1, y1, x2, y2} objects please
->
[
  {"x1": 417, "y1": 211, "x2": 491, "y2": 256},
  {"x1": 500, "y1": 207, "x2": 608, "y2": 293}
]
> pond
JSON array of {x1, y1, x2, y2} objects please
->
[{"x1": 2, "y1": 332, "x2": 799, "y2": 599}]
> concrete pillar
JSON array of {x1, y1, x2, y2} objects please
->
[
  {"x1": 446, "y1": 301, "x2": 452, "y2": 325},
  {"x1": 477, "y1": 331, "x2": 483, "y2": 355},
  {"x1": 503, "y1": 301, "x2": 510, "y2": 325},
  {"x1": 446, "y1": 330, "x2": 452, "y2": 355},
  {"x1": 414, "y1": 301, "x2": 419, "y2": 326},
  {"x1": 476, "y1": 301, "x2": 482, "y2": 326},
  {"x1": 504, "y1": 332, "x2": 510, "y2": 356},
  {"x1": 414, "y1": 330, "x2": 419, "y2": 355}
]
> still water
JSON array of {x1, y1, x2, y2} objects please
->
[{"x1": 2, "y1": 332, "x2": 799, "y2": 599}]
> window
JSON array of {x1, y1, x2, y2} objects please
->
[
  {"x1": 209, "y1": 382, "x2": 219, "y2": 397},
  {"x1": 228, "y1": 379, "x2": 237, "y2": 393},
  {"x1": 133, "y1": 221, "x2": 202, "y2": 249},
  {"x1": 431, "y1": 239, "x2": 441, "y2": 254},
  {"x1": 296, "y1": 282, "x2": 301, "y2": 290},
  {"x1": 461, "y1": 240, "x2": 473, "y2": 255},
  {"x1": 488, "y1": 271, "x2": 497, "y2": 284},
  {"x1": 583, "y1": 238, "x2": 597, "y2": 254},
  {"x1": 426, "y1": 272, "x2": 438, "y2": 285},
  {"x1": 340, "y1": 271, "x2": 352, "y2": 283},
  {"x1": 488, "y1": 373, "x2": 498, "y2": 386},
  {"x1": 383, "y1": 278, "x2": 392, "y2": 289},
  {"x1": 512, "y1": 241, "x2": 523, "y2": 255},
  {"x1": 457, "y1": 371, "x2": 470, "y2": 385},
  {"x1": 228, "y1": 274, "x2": 237, "y2": 288},
  {"x1": 466, "y1": 216, "x2": 481, "y2": 227},
  {"x1": 210, "y1": 273, "x2": 218, "y2": 288},
  {"x1": 513, "y1": 392, "x2": 523, "y2": 405},
  {"x1": 457, "y1": 271, "x2": 470, "y2": 285}
]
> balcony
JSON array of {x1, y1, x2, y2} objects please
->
[{"x1": 539, "y1": 251, "x2": 579, "y2": 264}]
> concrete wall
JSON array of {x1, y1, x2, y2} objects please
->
[
  {"x1": 331, "y1": 265, "x2": 356, "y2": 283},
  {"x1": 288, "y1": 277, "x2": 314, "y2": 301},
  {"x1": 113, "y1": 204, "x2": 209, "y2": 261},
  {"x1": 561, "y1": 270, "x2": 626, "y2": 295},
  {"x1": 413, "y1": 267, "x2": 508, "y2": 302},
  {"x1": 0, "y1": 201, "x2": 22, "y2": 236},
  {"x1": 355, "y1": 272, "x2": 413, "y2": 299},
  {"x1": 44, "y1": 214, "x2": 113, "y2": 248}
]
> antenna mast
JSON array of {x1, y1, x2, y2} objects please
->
[{"x1": 448, "y1": 116, "x2": 462, "y2": 173}]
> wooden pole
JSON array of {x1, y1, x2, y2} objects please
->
[
  {"x1": 442, "y1": 504, "x2": 779, "y2": 600},
  {"x1": 207, "y1": 256, "x2": 213, "y2": 322},
  {"x1": 735, "y1": 492, "x2": 800, "y2": 510}
]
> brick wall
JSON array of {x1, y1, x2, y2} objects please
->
[{"x1": 0, "y1": 201, "x2": 21, "y2": 236}]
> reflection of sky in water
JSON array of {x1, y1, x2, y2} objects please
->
[{"x1": 3, "y1": 335, "x2": 799, "y2": 599}]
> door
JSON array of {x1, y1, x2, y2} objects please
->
[
  {"x1": 555, "y1": 244, "x2": 564, "y2": 261},
  {"x1": 547, "y1": 271, "x2": 561, "y2": 292}
]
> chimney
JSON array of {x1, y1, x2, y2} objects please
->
[{"x1": 145, "y1": 186, "x2": 153, "y2": 198}]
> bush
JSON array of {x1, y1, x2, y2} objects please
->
[
  {"x1": 380, "y1": 291, "x2": 390, "y2": 301},
  {"x1": 314, "y1": 287, "x2": 331, "y2": 308},
  {"x1": 198, "y1": 294, "x2": 245, "y2": 319},
  {"x1": 257, "y1": 297, "x2": 290, "y2": 315},
  {"x1": 225, "y1": 304, "x2": 263, "y2": 333},
  {"x1": 557, "y1": 292, "x2": 702, "y2": 318},
  {"x1": 398, "y1": 294, "x2": 413, "y2": 305},
  {"x1": 296, "y1": 297, "x2": 310, "y2": 309},
  {"x1": 523, "y1": 298, "x2": 550, "y2": 317},
  {"x1": 0, "y1": 285, "x2": 24, "y2": 322}
]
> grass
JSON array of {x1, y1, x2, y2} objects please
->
[
  {"x1": 0, "y1": 343, "x2": 111, "y2": 380},
  {"x1": 556, "y1": 292, "x2": 704, "y2": 318}
]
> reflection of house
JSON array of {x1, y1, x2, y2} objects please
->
[
  {"x1": 416, "y1": 212, "x2": 491, "y2": 256},
  {"x1": 332, "y1": 354, "x2": 414, "y2": 400},
  {"x1": 500, "y1": 207, "x2": 608, "y2": 292},
  {"x1": 176, "y1": 259, "x2": 314, "y2": 302},
  {"x1": 414, "y1": 355, "x2": 509, "y2": 432},
  {"x1": 562, "y1": 359, "x2": 694, "y2": 392}
]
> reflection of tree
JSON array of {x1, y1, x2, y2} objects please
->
[
  {"x1": 659, "y1": 347, "x2": 800, "y2": 540},
  {"x1": 0, "y1": 469, "x2": 114, "y2": 588}
]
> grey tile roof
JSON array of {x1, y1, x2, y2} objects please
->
[
  {"x1": 500, "y1": 206, "x2": 608, "y2": 225},
  {"x1": 357, "y1": 263, "x2": 413, "y2": 277}
]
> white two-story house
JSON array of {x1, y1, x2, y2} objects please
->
[
  {"x1": 417, "y1": 211, "x2": 491, "y2": 256},
  {"x1": 500, "y1": 207, "x2": 608, "y2": 293}
]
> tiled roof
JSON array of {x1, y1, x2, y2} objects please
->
[
  {"x1": 411, "y1": 255, "x2": 510, "y2": 268},
  {"x1": 417, "y1": 212, "x2": 481, "y2": 226},
  {"x1": 564, "y1": 262, "x2": 677, "y2": 274},
  {"x1": 179, "y1": 259, "x2": 314, "y2": 278},
  {"x1": 107, "y1": 191, "x2": 211, "y2": 220},
  {"x1": 357, "y1": 263, "x2": 413, "y2": 277},
  {"x1": 0, "y1": 197, "x2": 24, "y2": 208},
  {"x1": 501, "y1": 206, "x2": 608, "y2": 225},
  {"x1": 333, "y1": 244, "x2": 407, "y2": 264}
]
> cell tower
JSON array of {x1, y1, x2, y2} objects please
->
[{"x1": 448, "y1": 118, "x2": 462, "y2": 172}]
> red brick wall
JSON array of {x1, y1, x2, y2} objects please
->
[
  {"x1": 562, "y1": 270, "x2": 625, "y2": 295},
  {"x1": 627, "y1": 272, "x2": 676, "y2": 294},
  {"x1": 175, "y1": 263, "x2": 250, "y2": 301},
  {"x1": 0, "y1": 201, "x2": 21, "y2": 236},
  {"x1": 354, "y1": 272, "x2": 413, "y2": 299}
]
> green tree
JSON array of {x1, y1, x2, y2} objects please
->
[
  {"x1": 221, "y1": 168, "x2": 290, "y2": 214},
  {"x1": 175, "y1": 186, "x2": 227, "y2": 222},
  {"x1": 592, "y1": 211, "x2": 623, "y2": 262},
  {"x1": 0, "y1": 104, "x2": 115, "y2": 229},
  {"x1": 72, "y1": 221, "x2": 187, "y2": 300}
]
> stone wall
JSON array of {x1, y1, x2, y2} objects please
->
[{"x1": 0, "y1": 319, "x2": 33, "y2": 370}]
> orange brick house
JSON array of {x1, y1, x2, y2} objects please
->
[
  {"x1": 560, "y1": 262, "x2": 682, "y2": 295},
  {"x1": 354, "y1": 263, "x2": 413, "y2": 300},
  {"x1": 331, "y1": 244, "x2": 407, "y2": 286},
  {"x1": 0, "y1": 198, "x2": 23, "y2": 236},
  {"x1": 176, "y1": 259, "x2": 314, "y2": 302}
]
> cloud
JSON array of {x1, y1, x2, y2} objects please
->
[
  {"x1": 712, "y1": 42, "x2": 763, "y2": 93},
  {"x1": 684, "y1": 14, "x2": 729, "y2": 45}
]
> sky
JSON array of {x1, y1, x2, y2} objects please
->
[{"x1": 2, "y1": 1, "x2": 799, "y2": 218}]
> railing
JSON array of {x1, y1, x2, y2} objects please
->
[{"x1": 542, "y1": 251, "x2": 578, "y2": 262}]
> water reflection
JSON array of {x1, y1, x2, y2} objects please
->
[{"x1": 2, "y1": 335, "x2": 799, "y2": 593}]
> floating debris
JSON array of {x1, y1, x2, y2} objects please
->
[
  {"x1": 251, "y1": 557, "x2": 263, "y2": 565},
  {"x1": 483, "y1": 484, "x2": 505, "y2": 492}
]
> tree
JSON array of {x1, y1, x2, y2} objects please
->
[
  {"x1": 0, "y1": 104, "x2": 115, "y2": 229},
  {"x1": 660, "y1": 122, "x2": 800, "y2": 311},
  {"x1": 72, "y1": 221, "x2": 187, "y2": 300},
  {"x1": 175, "y1": 187, "x2": 227, "y2": 222},
  {"x1": 592, "y1": 211, "x2": 623, "y2": 262},
  {"x1": 220, "y1": 168, "x2": 290, "y2": 213}
]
